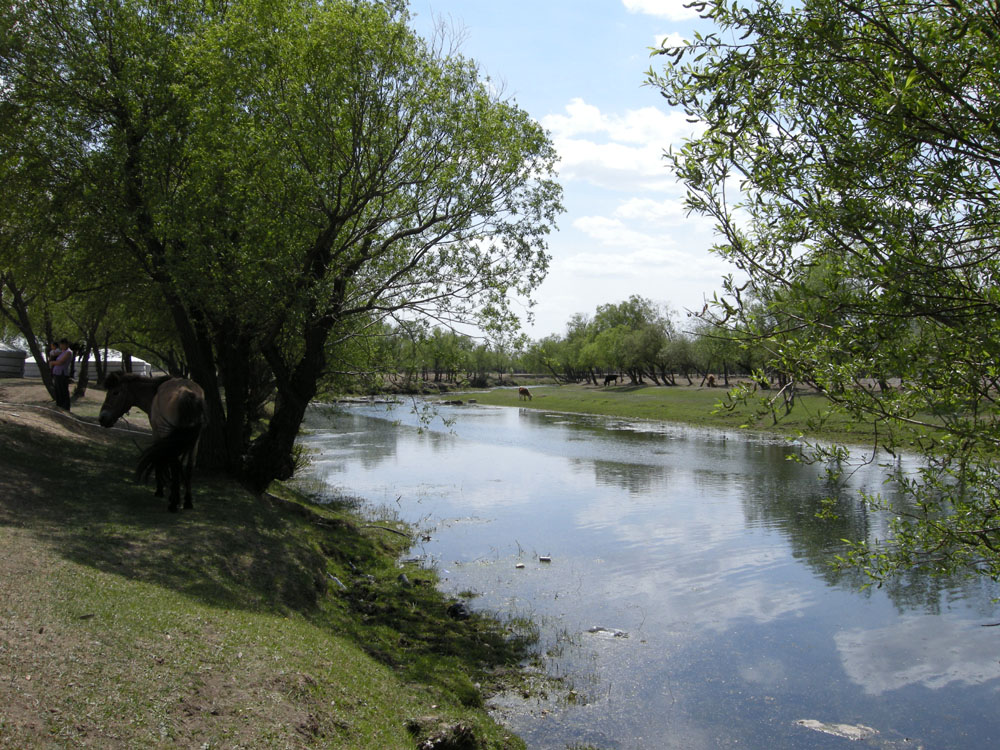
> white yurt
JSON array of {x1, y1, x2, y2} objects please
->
[
  {"x1": 3, "y1": 340, "x2": 151, "y2": 378},
  {"x1": 0, "y1": 346, "x2": 27, "y2": 378}
]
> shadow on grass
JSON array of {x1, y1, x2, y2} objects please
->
[
  {"x1": 0, "y1": 416, "x2": 533, "y2": 699},
  {"x1": 1, "y1": 418, "x2": 325, "y2": 613}
]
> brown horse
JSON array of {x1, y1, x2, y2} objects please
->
[
  {"x1": 518, "y1": 386, "x2": 532, "y2": 401},
  {"x1": 98, "y1": 372, "x2": 207, "y2": 512}
]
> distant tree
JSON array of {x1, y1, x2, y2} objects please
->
[
  {"x1": 658, "y1": 334, "x2": 696, "y2": 386},
  {"x1": 592, "y1": 296, "x2": 675, "y2": 384},
  {"x1": 651, "y1": 0, "x2": 1000, "y2": 580}
]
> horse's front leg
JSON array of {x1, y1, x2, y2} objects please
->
[{"x1": 154, "y1": 464, "x2": 165, "y2": 497}]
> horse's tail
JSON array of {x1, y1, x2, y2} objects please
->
[
  {"x1": 135, "y1": 423, "x2": 203, "y2": 482},
  {"x1": 177, "y1": 387, "x2": 206, "y2": 426}
]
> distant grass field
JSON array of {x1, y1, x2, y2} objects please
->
[{"x1": 455, "y1": 382, "x2": 926, "y2": 447}]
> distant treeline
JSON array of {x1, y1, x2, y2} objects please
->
[{"x1": 380, "y1": 295, "x2": 770, "y2": 389}]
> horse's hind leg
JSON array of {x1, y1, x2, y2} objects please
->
[
  {"x1": 167, "y1": 458, "x2": 182, "y2": 513},
  {"x1": 182, "y1": 454, "x2": 194, "y2": 510}
]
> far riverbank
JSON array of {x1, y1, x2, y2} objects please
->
[{"x1": 430, "y1": 382, "x2": 928, "y2": 449}]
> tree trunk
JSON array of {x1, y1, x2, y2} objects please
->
[
  {"x1": 215, "y1": 327, "x2": 255, "y2": 471},
  {"x1": 244, "y1": 316, "x2": 336, "y2": 492},
  {"x1": 73, "y1": 341, "x2": 92, "y2": 398},
  {"x1": 1, "y1": 280, "x2": 55, "y2": 396}
]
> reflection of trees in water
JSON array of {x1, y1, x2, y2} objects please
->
[
  {"x1": 519, "y1": 410, "x2": 668, "y2": 448},
  {"x1": 738, "y1": 450, "x2": 997, "y2": 613},
  {"x1": 584, "y1": 458, "x2": 667, "y2": 495},
  {"x1": 306, "y1": 404, "x2": 998, "y2": 614},
  {"x1": 301, "y1": 405, "x2": 401, "y2": 471}
]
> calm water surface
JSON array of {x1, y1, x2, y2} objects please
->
[{"x1": 298, "y1": 396, "x2": 1000, "y2": 750}]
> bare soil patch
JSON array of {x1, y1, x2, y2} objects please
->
[{"x1": 0, "y1": 379, "x2": 130, "y2": 443}]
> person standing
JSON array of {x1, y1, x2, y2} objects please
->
[{"x1": 49, "y1": 338, "x2": 73, "y2": 410}]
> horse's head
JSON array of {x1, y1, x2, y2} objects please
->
[{"x1": 98, "y1": 371, "x2": 133, "y2": 428}]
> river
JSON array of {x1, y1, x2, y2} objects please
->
[{"x1": 297, "y1": 396, "x2": 1000, "y2": 750}]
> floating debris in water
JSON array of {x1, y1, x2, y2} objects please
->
[
  {"x1": 795, "y1": 719, "x2": 878, "y2": 741},
  {"x1": 587, "y1": 626, "x2": 629, "y2": 639}
]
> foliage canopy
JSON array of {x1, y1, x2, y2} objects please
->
[
  {"x1": 1, "y1": 0, "x2": 561, "y2": 490},
  {"x1": 650, "y1": 0, "x2": 1000, "y2": 580}
]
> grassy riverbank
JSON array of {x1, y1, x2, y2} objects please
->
[
  {"x1": 459, "y1": 382, "x2": 925, "y2": 447},
  {"x1": 0, "y1": 380, "x2": 532, "y2": 749}
]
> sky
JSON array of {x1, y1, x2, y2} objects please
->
[{"x1": 407, "y1": 0, "x2": 733, "y2": 340}]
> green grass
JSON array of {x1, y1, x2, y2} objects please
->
[
  {"x1": 0, "y1": 383, "x2": 532, "y2": 749},
  {"x1": 458, "y1": 383, "x2": 930, "y2": 447}
]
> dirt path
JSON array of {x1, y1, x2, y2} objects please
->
[{"x1": 0, "y1": 379, "x2": 151, "y2": 444}]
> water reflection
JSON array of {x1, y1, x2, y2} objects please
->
[
  {"x1": 836, "y1": 614, "x2": 1000, "y2": 695},
  {"x1": 299, "y1": 401, "x2": 1000, "y2": 749},
  {"x1": 586, "y1": 458, "x2": 668, "y2": 495}
]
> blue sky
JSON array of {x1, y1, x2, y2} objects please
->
[{"x1": 408, "y1": 1, "x2": 733, "y2": 339}]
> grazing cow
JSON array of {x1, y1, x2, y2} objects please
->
[
  {"x1": 604, "y1": 373, "x2": 618, "y2": 386},
  {"x1": 518, "y1": 386, "x2": 532, "y2": 401}
]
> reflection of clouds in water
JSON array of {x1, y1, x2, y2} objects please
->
[
  {"x1": 653, "y1": 576, "x2": 812, "y2": 633},
  {"x1": 573, "y1": 479, "x2": 745, "y2": 537},
  {"x1": 739, "y1": 657, "x2": 789, "y2": 686},
  {"x1": 836, "y1": 615, "x2": 1000, "y2": 695},
  {"x1": 579, "y1": 499, "x2": 813, "y2": 631},
  {"x1": 304, "y1": 403, "x2": 1000, "y2": 748}
]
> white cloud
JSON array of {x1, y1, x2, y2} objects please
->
[
  {"x1": 542, "y1": 99, "x2": 701, "y2": 191},
  {"x1": 622, "y1": 0, "x2": 701, "y2": 21},
  {"x1": 552, "y1": 137, "x2": 665, "y2": 189},
  {"x1": 615, "y1": 196, "x2": 688, "y2": 224},
  {"x1": 561, "y1": 216, "x2": 728, "y2": 282},
  {"x1": 573, "y1": 215, "x2": 666, "y2": 249},
  {"x1": 655, "y1": 31, "x2": 688, "y2": 48},
  {"x1": 543, "y1": 98, "x2": 692, "y2": 144}
]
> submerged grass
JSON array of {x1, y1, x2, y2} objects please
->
[{"x1": 0, "y1": 380, "x2": 531, "y2": 749}]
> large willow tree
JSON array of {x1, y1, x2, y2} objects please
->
[
  {"x1": 650, "y1": 0, "x2": 1000, "y2": 580},
  {"x1": 3, "y1": 0, "x2": 561, "y2": 490}
]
